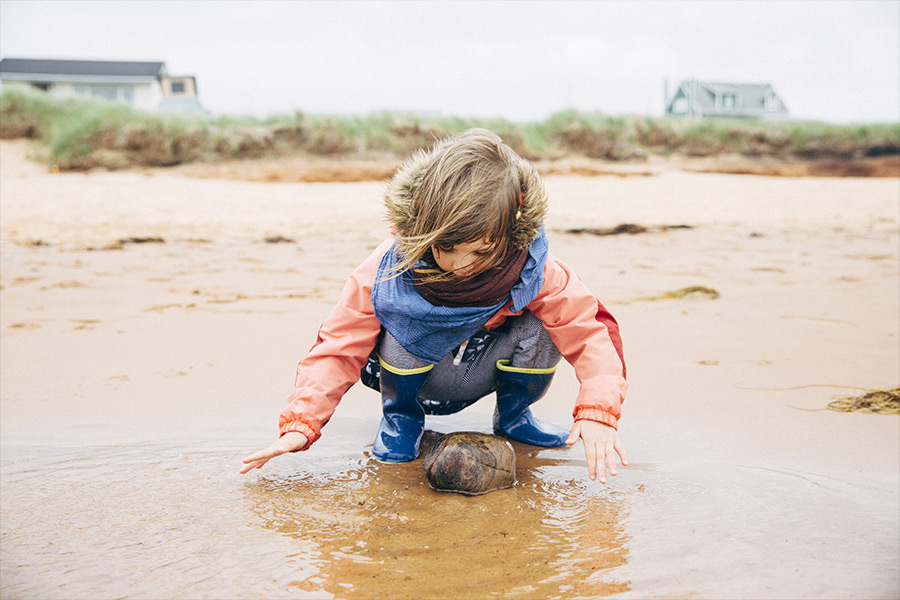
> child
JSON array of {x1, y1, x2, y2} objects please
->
[{"x1": 241, "y1": 128, "x2": 628, "y2": 482}]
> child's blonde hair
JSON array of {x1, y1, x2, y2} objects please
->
[{"x1": 384, "y1": 128, "x2": 544, "y2": 278}]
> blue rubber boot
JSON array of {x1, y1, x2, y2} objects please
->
[
  {"x1": 493, "y1": 359, "x2": 569, "y2": 447},
  {"x1": 372, "y1": 358, "x2": 433, "y2": 462}
]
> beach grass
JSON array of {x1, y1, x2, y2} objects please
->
[{"x1": 1, "y1": 88, "x2": 897, "y2": 171}]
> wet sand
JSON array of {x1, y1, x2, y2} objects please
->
[{"x1": 1, "y1": 139, "x2": 898, "y2": 598}]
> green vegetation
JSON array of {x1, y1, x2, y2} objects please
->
[{"x1": 1, "y1": 88, "x2": 897, "y2": 171}]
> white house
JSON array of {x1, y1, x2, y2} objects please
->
[
  {"x1": 0, "y1": 58, "x2": 204, "y2": 113},
  {"x1": 666, "y1": 80, "x2": 789, "y2": 119}
]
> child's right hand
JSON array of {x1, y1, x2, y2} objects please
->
[
  {"x1": 239, "y1": 431, "x2": 309, "y2": 474},
  {"x1": 566, "y1": 419, "x2": 628, "y2": 483}
]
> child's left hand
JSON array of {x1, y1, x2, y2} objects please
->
[{"x1": 566, "y1": 419, "x2": 628, "y2": 483}]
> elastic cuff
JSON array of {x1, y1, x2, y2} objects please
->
[
  {"x1": 377, "y1": 354, "x2": 434, "y2": 376},
  {"x1": 572, "y1": 406, "x2": 619, "y2": 430},
  {"x1": 495, "y1": 358, "x2": 558, "y2": 375},
  {"x1": 278, "y1": 419, "x2": 319, "y2": 451}
]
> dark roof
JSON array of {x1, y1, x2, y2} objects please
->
[{"x1": 0, "y1": 58, "x2": 166, "y2": 78}]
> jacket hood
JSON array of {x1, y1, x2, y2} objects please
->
[{"x1": 383, "y1": 141, "x2": 548, "y2": 251}]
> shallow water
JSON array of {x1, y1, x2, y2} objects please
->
[
  {"x1": 2, "y1": 423, "x2": 897, "y2": 600},
  {"x1": 1, "y1": 429, "x2": 630, "y2": 600}
]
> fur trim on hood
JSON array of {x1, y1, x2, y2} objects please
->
[
  {"x1": 383, "y1": 138, "x2": 548, "y2": 252},
  {"x1": 510, "y1": 160, "x2": 549, "y2": 250}
]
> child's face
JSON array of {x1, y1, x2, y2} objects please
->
[{"x1": 432, "y1": 238, "x2": 496, "y2": 279}]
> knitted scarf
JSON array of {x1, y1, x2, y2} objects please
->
[{"x1": 411, "y1": 247, "x2": 529, "y2": 307}]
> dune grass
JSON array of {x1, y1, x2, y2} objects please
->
[{"x1": 1, "y1": 88, "x2": 897, "y2": 171}]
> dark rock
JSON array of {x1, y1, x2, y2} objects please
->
[{"x1": 423, "y1": 432, "x2": 516, "y2": 495}]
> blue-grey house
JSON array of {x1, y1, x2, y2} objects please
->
[{"x1": 666, "y1": 80, "x2": 789, "y2": 119}]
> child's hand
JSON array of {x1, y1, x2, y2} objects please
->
[
  {"x1": 239, "y1": 431, "x2": 309, "y2": 474},
  {"x1": 565, "y1": 420, "x2": 628, "y2": 483}
]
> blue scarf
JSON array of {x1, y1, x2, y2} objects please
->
[{"x1": 371, "y1": 227, "x2": 549, "y2": 363}]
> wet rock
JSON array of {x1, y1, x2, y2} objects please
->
[{"x1": 423, "y1": 432, "x2": 516, "y2": 496}]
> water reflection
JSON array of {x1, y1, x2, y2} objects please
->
[
  {"x1": 1, "y1": 441, "x2": 312, "y2": 599},
  {"x1": 245, "y1": 431, "x2": 631, "y2": 599},
  {"x1": 4, "y1": 435, "x2": 893, "y2": 599}
]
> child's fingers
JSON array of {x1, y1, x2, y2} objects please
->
[
  {"x1": 614, "y1": 438, "x2": 629, "y2": 466},
  {"x1": 605, "y1": 442, "x2": 618, "y2": 478},
  {"x1": 598, "y1": 443, "x2": 612, "y2": 483},
  {"x1": 241, "y1": 447, "x2": 276, "y2": 464},
  {"x1": 565, "y1": 422, "x2": 581, "y2": 446},
  {"x1": 238, "y1": 460, "x2": 259, "y2": 474},
  {"x1": 239, "y1": 445, "x2": 284, "y2": 473},
  {"x1": 239, "y1": 456, "x2": 269, "y2": 474},
  {"x1": 239, "y1": 433, "x2": 308, "y2": 474},
  {"x1": 595, "y1": 453, "x2": 607, "y2": 484},
  {"x1": 582, "y1": 440, "x2": 600, "y2": 481}
]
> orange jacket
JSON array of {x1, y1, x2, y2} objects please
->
[{"x1": 279, "y1": 238, "x2": 627, "y2": 449}]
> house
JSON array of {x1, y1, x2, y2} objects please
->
[
  {"x1": 0, "y1": 57, "x2": 204, "y2": 113},
  {"x1": 665, "y1": 79, "x2": 788, "y2": 119}
]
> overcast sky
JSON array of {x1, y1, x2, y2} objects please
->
[{"x1": 1, "y1": 0, "x2": 898, "y2": 123}]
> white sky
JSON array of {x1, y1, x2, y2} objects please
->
[{"x1": 1, "y1": 0, "x2": 898, "y2": 123}]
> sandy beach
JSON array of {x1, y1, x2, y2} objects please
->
[{"x1": 1, "y1": 138, "x2": 898, "y2": 599}]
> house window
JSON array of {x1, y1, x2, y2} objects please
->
[
  {"x1": 91, "y1": 86, "x2": 119, "y2": 101},
  {"x1": 31, "y1": 82, "x2": 51, "y2": 91},
  {"x1": 76, "y1": 86, "x2": 135, "y2": 104},
  {"x1": 722, "y1": 93, "x2": 737, "y2": 110},
  {"x1": 171, "y1": 81, "x2": 185, "y2": 94}
]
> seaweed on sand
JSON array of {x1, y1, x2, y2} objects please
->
[
  {"x1": 566, "y1": 223, "x2": 648, "y2": 236},
  {"x1": 632, "y1": 286, "x2": 720, "y2": 301},
  {"x1": 564, "y1": 224, "x2": 694, "y2": 236},
  {"x1": 827, "y1": 387, "x2": 900, "y2": 414}
]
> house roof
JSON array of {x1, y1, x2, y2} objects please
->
[
  {"x1": 0, "y1": 58, "x2": 166, "y2": 80},
  {"x1": 691, "y1": 81, "x2": 777, "y2": 104}
]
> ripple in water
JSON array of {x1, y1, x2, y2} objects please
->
[
  {"x1": 1, "y1": 433, "x2": 631, "y2": 600},
  {"x1": 244, "y1": 431, "x2": 632, "y2": 599},
  {"x1": 3, "y1": 433, "x2": 896, "y2": 599}
]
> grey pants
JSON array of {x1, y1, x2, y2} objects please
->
[{"x1": 362, "y1": 311, "x2": 562, "y2": 414}]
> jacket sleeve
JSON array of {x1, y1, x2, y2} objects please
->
[
  {"x1": 278, "y1": 239, "x2": 391, "y2": 448},
  {"x1": 527, "y1": 255, "x2": 627, "y2": 429}
]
